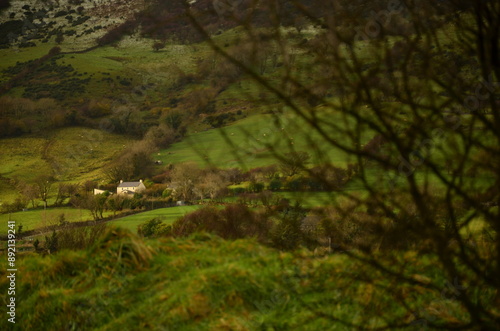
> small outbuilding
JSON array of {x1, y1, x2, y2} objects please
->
[{"x1": 93, "y1": 188, "x2": 107, "y2": 195}]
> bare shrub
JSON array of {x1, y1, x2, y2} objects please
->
[{"x1": 56, "y1": 223, "x2": 108, "y2": 251}]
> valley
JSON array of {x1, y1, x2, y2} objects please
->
[{"x1": 0, "y1": 0, "x2": 499, "y2": 329}]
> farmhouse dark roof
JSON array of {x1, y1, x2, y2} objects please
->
[{"x1": 118, "y1": 181, "x2": 142, "y2": 188}]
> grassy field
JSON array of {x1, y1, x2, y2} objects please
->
[
  {"x1": 0, "y1": 207, "x2": 109, "y2": 235},
  {"x1": 109, "y1": 205, "x2": 201, "y2": 233},
  {"x1": 0, "y1": 43, "x2": 58, "y2": 76},
  {"x1": 224, "y1": 191, "x2": 342, "y2": 209},
  {"x1": 275, "y1": 192, "x2": 341, "y2": 208},
  {"x1": 0, "y1": 136, "x2": 50, "y2": 183},
  {"x1": 156, "y1": 111, "x2": 369, "y2": 170}
]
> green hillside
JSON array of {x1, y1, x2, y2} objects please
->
[
  {"x1": 157, "y1": 111, "x2": 369, "y2": 170},
  {"x1": 0, "y1": 1, "x2": 498, "y2": 329},
  {"x1": 0, "y1": 228, "x2": 488, "y2": 330},
  {"x1": 0, "y1": 127, "x2": 135, "y2": 202}
]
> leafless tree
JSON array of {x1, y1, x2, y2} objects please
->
[
  {"x1": 54, "y1": 183, "x2": 80, "y2": 206},
  {"x1": 279, "y1": 151, "x2": 310, "y2": 177},
  {"x1": 17, "y1": 181, "x2": 38, "y2": 208},
  {"x1": 34, "y1": 175, "x2": 54, "y2": 209},
  {"x1": 170, "y1": 162, "x2": 201, "y2": 201},
  {"x1": 185, "y1": 0, "x2": 500, "y2": 328},
  {"x1": 194, "y1": 170, "x2": 227, "y2": 200}
]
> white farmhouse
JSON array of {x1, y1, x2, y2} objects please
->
[{"x1": 117, "y1": 180, "x2": 146, "y2": 196}]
